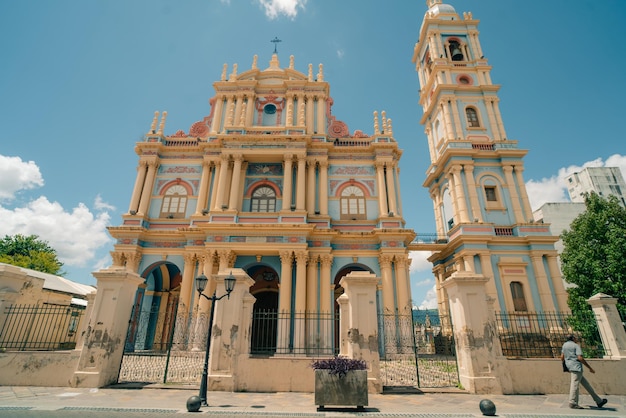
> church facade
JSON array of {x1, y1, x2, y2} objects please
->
[{"x1": 108, "y1": 51, "x2": 415, "y2": 355}]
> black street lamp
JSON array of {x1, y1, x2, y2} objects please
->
[{"x1": 188, "y1": 271, "x2": 236, "y2": 410}]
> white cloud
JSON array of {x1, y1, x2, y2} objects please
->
[
  {"x1": 337, "y1": 49, "x2": 345, "y2": 59},
  {"x1": 94, "y1": 194, "x2": 116, "y2": 211},
  {"x1": 0, "y1": 154, "x2": 113, "y2": 270},
  {"x1": 408, "y1": 250, "x2": 431, "y2": 272},
  {"x1": 258, "y1": 0, "x2": 307, "y2": 19},
  {"x1": 526, "y1": 154, "x2": 626, "y2": 211},
  {"x1": 0, "y1": 155, "x2": 44, "y2": 200},
  {"x1": 418, "y1": 285, "x2": 438, "y2": 310}
]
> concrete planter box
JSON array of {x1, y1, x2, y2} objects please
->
[{"x1": 314, "y1": 369, "x2": 368, "y2": 410}]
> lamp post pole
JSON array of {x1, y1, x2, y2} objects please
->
[{"x1": 187, "y1": 272, "x2": 236, "y2": 411}]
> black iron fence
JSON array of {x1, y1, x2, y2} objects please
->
[
  {"x1": 494, "y1": 311, "x2": 606, "y2": 358},
  {"x1": 0, "y1": 304, "x2": 85, "y2": 351},
  {"x1": 251, "y1": 310, "x2": 338, "y2": 356}
]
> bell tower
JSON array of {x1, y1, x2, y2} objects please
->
[{"x1": 412, "y1": 1, "x2": 568, "y2": 314}]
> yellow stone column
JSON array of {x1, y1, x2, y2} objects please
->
[
  {"x1": 210, "y1": 95, "x2": 224, "y2": 133},
  {"x1": 296, "y1": 155, "x2": 306, "y2": 210},
  {"x1": 450, "y1": 99, "x2": 464, "y2": 139},
  {"x1": 306, "y1": 254, "x2": 318, "y2": 312},
  {"x1": 530, "y1": 254, "x2": 551, "y2": 312},
  {"x1": 138, "y1": 159, "x2": 159, "y2": 216},
  {"x1": 484, "y1": 100, "x2": 501, "y2": 141},
  {"x1": 385, "y1": 163, "x2": 398, "y2": 215},
  {"x1": 451, "y1": 165, "x2": 469, "y2": 223},
  {"x1": 306, "y1": 160, "x2": 316, "y2": 214},
  {"x1": 279, "y1": 251, "x2": 293, "y2": 313},
  {"x1": 214, "y1": 154, "x2": 230, "y2": 211},
  {"x1": 376, "y1": 161, "x2": 388, "y2": 217},
  {"x1": 464, "y1": 165, "x2": 482, "y2": 222},
  {"x1": 441, "y1": 102, "x2": 454, "y2": 140},
  {"x1": 320, "y1": 254, "x2": 333, "y2": 314},
  {"x1": 379, "y1": 254, "x2": 395, "y2": 313},
  {"x1": 305, "y1": 95, "x2": 315, "y2": 134},
  {"x1": 228, "y1": 154, "x2": 244, "y2": 210},
  {"x1": 209, "y1": 159, "x2": 220, "y2": 211},
  {"x1": 294, "y1": 251, "x2": 308, "y2": 351},
  {"x1": 194, "y1": 159, "x2": 212, "y2": 215},
  {"x1": 503, "y1": 165, "x2": 523, "y2": 223},
  {"x1": 394, "y1": 256, "x2": 411, "y2": 314},
  {"x1": 282, "y1": 154, "x2": 293, "y2": 210},
  {"x1": 492, "y1": 99, "x2": 508, "y2": 140},
  {"x1": 446, "y1": 172, "x2": 459, "y2": 227},
  {"x1": 129, "y1": 160, "x2": 148, "y2": 213},
  {"x1": 431, "y1": 191, "x2": 445, "y2": 235},
  {"x1": 546, "y1": 254, "x2": 568, "y2": 311},
  {"x1": 514, "y1": 166, "x2": 533, "y2": 219},
  {"x1": 177, "y1": 253, "x2": 198, "y2": 325},
  {"x1": 316, "y1": 96, "x2": 326, "y2": 134},
  {"x1": 318, "y1": 161, "x2": 329, "y2": 216}
]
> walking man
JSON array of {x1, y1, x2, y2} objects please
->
[{"x1": 560, "y1": 334, "x2": 608, "y2": 409}]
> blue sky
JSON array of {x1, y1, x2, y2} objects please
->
[{"x1": 1, "y1": 0, "x2": 625, "y2": 309}]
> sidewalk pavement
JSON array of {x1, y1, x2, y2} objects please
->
[{"x1": 0, "y1": 384, "x2": 623, "y2": 417}]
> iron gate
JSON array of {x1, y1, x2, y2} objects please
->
[
  {"x1": 378, "y1": 310, "x2": 459, "y2": 389},
  {"x1": 118, "y1": 305, "x2": 206, "y2": 384}
]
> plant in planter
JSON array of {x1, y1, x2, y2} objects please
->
[{"x1": 311, "y1": 356, "x2": 368, "y2": 410}]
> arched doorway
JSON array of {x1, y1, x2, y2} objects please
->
[
  {"x1": 125, "y1": 261, "x2": 182, "y2": 352},
  {"x1": 248, "y1": 265, "x2": 279, "y2": 355}
]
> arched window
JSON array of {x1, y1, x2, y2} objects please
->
[
  {"x1": 251, "y1": 186, "x2": 276, "y2": 212},
  {"x1": 340, "y1": 185, "x2": 366, "y2": 220},
  {"x1": 160, "y1": 184, "x2": 188, "y2": 218},
  {"x1": 466, "y1": 107, "x2": 480, "y2": 127},
  {"x1": 510, "y1": 281, "x2": 528, "y2": 312}
]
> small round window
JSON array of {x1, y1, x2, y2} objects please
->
[
  {"x1": 264, "y1": 104, "x2": 277, "y2": 114},
  {"x1": 459, "y1": 76, "x2": 471, "y2": 85}
]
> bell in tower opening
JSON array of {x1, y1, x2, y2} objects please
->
[{"x1": 449, "y1": 41, "x2": 463, "y2": 61}]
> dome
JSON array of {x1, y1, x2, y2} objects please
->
[{"x1": 428, "y1": 3, "x2": 456, "y2": 16}]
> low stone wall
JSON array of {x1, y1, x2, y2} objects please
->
[
  {"x1": 0, "y1": 350, "x2": 81, "y2": 387},
  {"x1": 504, "y1": 357, "x2": 626, "y2": 395}
]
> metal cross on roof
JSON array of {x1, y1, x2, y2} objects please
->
[{"x1": 271, "y1": 37, "x2": 282, "y2": 54}]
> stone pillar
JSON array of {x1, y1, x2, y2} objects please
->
[
  {"x1": 441, "y1": 272, "x2": 511, "y2": 394},
  {"x1": 306, "y1": 254, "x2": 318, "y2": 312},
  {"x1": 502, "y1": 165, "x2": 523, "y2": 223},
  {"x1": 214, "y1": 154, "x2": 230, "y2": 211},
  {"x1": 451, "y1": 165, "x2": 469, "y2": 223},
  {"x1": 375, "y1": 162, "x2": 388, "y2": 217},
  {"x1": 282, "y1": 155, "x2": 294, "y2": 211},
  {"x1": 75, "y1": 291, "x2": 97, "y2": 351},
  {"x1": 207, "y1": 269, "x2": 255, "y2": 391},
  {"x1": 385, "y1": 163, "x2": 397, "y2": 215},
  {"x1": 394, "y1": 256, "x2": 411, "y2": 314},
  {"x1": 378, "y1": 254, "x2": 395, "y2": 313},
  {"x1": 138, "y1": 159, "x2": 158, "y2": 216},
  {"x1": 338, "y1": 271, "x2": 382, "y2": 393},
  {"x1": 306, "y1": 160, "x2": 316, "y2": 214},
  {"x1": 210, "y1": 95, "x2": 224, "y2": 133},
  {"x1": 278, "y1": 251, "x2": 293, "y2": 352},
  {"x1": 195, "y1": 159, "x2": 212, "y2": 215},
  {"x1": 178, "y1": 253, "x2": 198, "y2": 321},
  {"x1": 128, "y1": 160, "x2": 148, "y2": 213},
  {"x1": 228, "y1": 154, "x2": 243, "y2": 210},
  {"x1": 319, "y1": 254, "x2": 333, "y2": 314},
  {"x1": 587, "y1": 293, "x2": 626, "y2": 359},
  {"x1": 514, "y1": 166, "x2": 533, "y2": 219},
  {"x1": 72, "y1": 267, "x2": 143, "y2": 388},
  {"x1": 464, "y1": 165, "x2": 482, "y2": 222},
  {"x1": 318, "y1": 161, "x2": 329, "y2": 216},
  {"x1": 294, "y1": 251, "x2": 308, "y2": 350},
  {"x1": 296, "y1": 155, "x2": 306, "y2": 210}
]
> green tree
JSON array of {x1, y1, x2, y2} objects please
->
[
  {"x1": 560, "y1": 193, "x2": 626, "y2": 355},
  {"x1": 0, "y1": 234, "x2": 64, "y2": 276}
]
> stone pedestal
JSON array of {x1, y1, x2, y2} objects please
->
[
  {"x1": 588, "y1": 293, "x2": 626, "y2": 359},
  {"x1": 71, "y1": 267, "x2": 142, "y2": 388}
]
